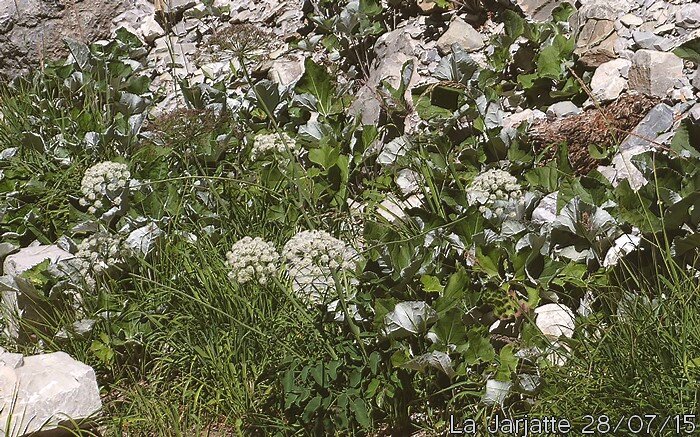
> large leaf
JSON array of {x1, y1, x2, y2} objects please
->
[
  {"x1": 383, "y1": 301, "x2": 438, "y2": 339},
  {"x1": 674, "y1": 37, "x2": 700, "y2": 65},
  {"x1": 434, "y1": 45, "x2": 478, "y2": 84},
  {"x1": 296, "y1": 59, "x2": 336, "y2": 116},
  {"x1": 401, "y1": 351, "x2": 455, "y2": 378},
  {"x1": 64, "y1": 37, "x2": 91, "y2": 70},
  {"x1": 430, "y1": 308, "x2": 467, "y2": 347}
]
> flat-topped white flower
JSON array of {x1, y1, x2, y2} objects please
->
[
  {"x1": 282, "y1": 230, "x2": 356, "y2": 304},
  {"x1": 467, "y1": 169, "x2": 523, "y2": 219},
  {"x1": 74, "y1": 232, "x2": 128, "y2": 289},
  {"x1": 225, "y1": 236, "x2": 280, "y2": 285},
  {"x1": 250, "y1": 132, "x2": 297, "y2": 160},
  {"x1": 79, "y1": 161, "x2": 131, "y2": 215}
]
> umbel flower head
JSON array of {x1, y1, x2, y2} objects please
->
[
  {"x1": 74, "y1": 232, "x2": 129, "y2": 290},
  {"x1": 282, "y1": 230, "x2": 356, "y2": 304},
  {"x1": 251, "y1": 132, "x2": 297, "y2": 161},
  {"x1": 467, "y1": 169, "x2": 523, "y2": 219},
  {"x1": 225, "y1": 236, "x2": 280, "y2": 285},
  {"x1": 78, "y1": 161, "x2": 131, "y2": 215}
]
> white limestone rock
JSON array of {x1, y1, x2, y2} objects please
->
[
  {"x1": 546, "y1": 101, "x2": 581, "y2": 118},
  {"x1": 2, "y1": 245, "x2": 73, "y2": 277},
  {"x1": 591, "y1": 58, "x2": 631, "y2": 102},
  {"x1": 139, "y1": 16, "x2": 165, "y2": 44},
  {"x1": 0, "y1": 351, "x2": 101, "y2": 437},
  {"x1": 436, "y1": 17, "x2": 485, "y2": 55}
]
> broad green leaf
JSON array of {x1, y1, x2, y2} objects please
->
[
  {"x1": 296, "y1": 59, "x2": 336, "y2": 116},
  {"x1": 463, "y1": 330, "x2": 495, "y2": 365},
  {"x1": 537, "y1": 45, "x2": 562, "y2": 79},
  {"x1": 353, "y1": 398, "x2": 371, "y2": 428},
  {"x1": 430, "y1": 308, "x2": 467, "y2": 346},
  {"x1": 503, "y1": 10, "x2": 525, "y2": 40},
  {"x1": 421, "y1": 275, "x2": 443, "y2": 293}
]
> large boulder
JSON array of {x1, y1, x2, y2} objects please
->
[
  {"x1": 628, "y1": 50, "x2": 684, "y2": 98},
  {"x1": 0, "y1": 0, "x2": 130, "y2": 80},
  {"x1": 0, "y1": 350, "x2": 101, "y2": 436}
]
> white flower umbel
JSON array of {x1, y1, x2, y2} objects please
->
[
  {"x1": 74, "y1": 232, "x2": 128, "y2": 290},
  {"x1": 282, "y1": 230, "x2": 356, "y2": 304},
  {"x1": 225, "y1": 236, "x2": 280, "y2": 285},
  {"x1": 250, "y1": 132, "x2": 297, "y2": 160},
  {"x1": 79, "y1": 161, "x2": 131, "y2": 215},
  {"x1": 467, "y1": 169, "x2": 523, "y2": 219}
]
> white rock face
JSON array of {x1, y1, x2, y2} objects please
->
[
  {"x1": 591, "y1": 58, "x2": 631, "y2": 102},
  {"x1": 436, "y1": 17, "x2": 485, "y2": 54},
  {"x1": 268, "y1": 54, "x2": 306, "y2": 87},
  {"x1": 0, "y1": 351, "x2": 101, "y2": 437},
  {"x1": 2, "y1": 245, "x2": 73, "y2": 277},
  {"x1": 628, "y1": 50, "x2": 683, "y2": 97},
  {"x1": 534, "y1": 303, "x2": 575, "y2": 339}
]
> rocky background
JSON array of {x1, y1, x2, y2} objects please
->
[{"x1": 1, "y1": 0, "x2": 700, "y2": 434}]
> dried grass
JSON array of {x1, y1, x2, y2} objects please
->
[{"x1": 529, "y1": 93, "x2": 659, "y2": 175}]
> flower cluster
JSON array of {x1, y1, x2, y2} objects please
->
[
  {"x1": 78, "y1": 161, "x2": 131, "y2": 214},
  {"x1": 250, "y1": 132, "x2": 297, "y2": 160},
  {"x1": 282, "y1": 230, "x2": 356, "y2": 304},
  {"x1": 74, "y1": 233, "x2": 128, "y2": 289},
  {"x1": 225, "y1": 237, "x2": 280, "y2": 285},
  {"x1": 467, "y1": 169, "x2": 523, "y2": 218}
]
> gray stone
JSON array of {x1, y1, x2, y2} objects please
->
[
  {"x1": 676, "y1": 4, "x2": 700, "y2": 29},
  {"x1": 598, "y1": 147, "x2": 648, "y2": 191},
  {"x1": 3, "y1": 245, "x2": 73, "y2": 277},
  {"x1": 619, "y1": 103, "x2": 674, "y2": 152},
  {"x1": 515, "y1": 0, "x2": 576, "y2": 22},
  {"x1": 628, "y1": 50, "x2": 684, "y2": 97},
  {"x1": 268, "y1": 54, "x2": 306, "y2": 87},
  {"x1": 156, "y1": 0, "x2": 196, "y2": 15},
  {"x1": 436, "y1": 17, "x2": 485, "y2": 55},
  {"x1": 620, "y1": 13, "x2": 644, "y2": 27},
  {"x1": 0, "y1": 351, "x2": 101, "y2": 437},
  {"x1": 502, "y1": 108, "x2": 547, "y2": 129},
  {"x1": 350, "y1": 21, "x2": 424, "y2": 125},
  {"x1": 590, "y1": 58, "x2": 631, "y2": 102},
  {"x1": 670, "y1": 86, "x2": 695, "y2": 103},
  {"x1": 546, "y1": 101, "x2": 581, "y2": 118},
  {"x1": 482, "y1": 379, "x2": 512, "y2": 405},
  {"x1": 654, "y1": 23, "x2": 675, "y2": 35},
  {"x1": 574, "y1": 20, "x2": 618, "y2": 67},
  {"x1": 417, "y1": 0, "x2": 438, "y2": 13},
  {"x1": 632, "y1": 31, "x2": 663, "y2": 50}
]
